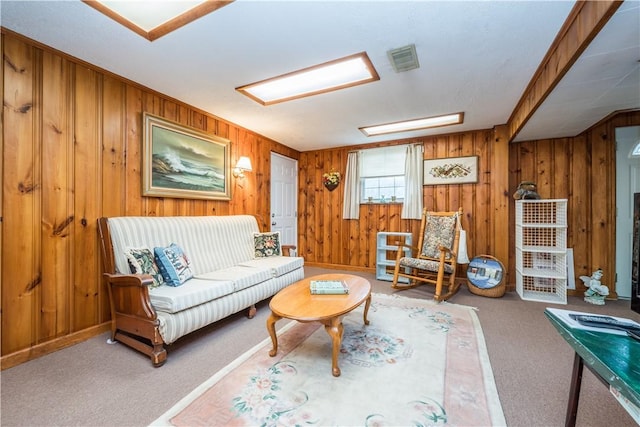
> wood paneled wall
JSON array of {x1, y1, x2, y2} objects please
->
[
  {"x1": 1, "y1": 32, "x2": 298, "y2": 367},
  {"x1": 510, "y1": 110, "x2": 640, "y2": 299},
  {"x1": 297, "y1": 111, "x2": 640, "y2": 301},
  {"x1": 2, "y1": 30, "x2": 638, "y2": 368},
  {"x1": 298, "y1": 130, "x2": 501, "y2": 271}
]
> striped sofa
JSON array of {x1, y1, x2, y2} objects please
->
[{"x1": 98, "y1": 215, "x2": 304, "y2": 366}]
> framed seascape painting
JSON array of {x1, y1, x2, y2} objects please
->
[
  {"x1": 142, "y1": 113, "x2": 231, "y2": 200},
  {"x1": 423, "y1": 155, "x2": 478, "y2": 185}
]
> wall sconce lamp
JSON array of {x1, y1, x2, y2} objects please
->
[{"x1": 233, "y1": 156, "x2": 253, "y2": 178}]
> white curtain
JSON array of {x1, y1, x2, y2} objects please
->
[
  {"x1": 342, "y1": 151, "x2": 360, "y2": 219},
  {"x1": 401, "y1": 144, "x2": 423, "y2": 219}
]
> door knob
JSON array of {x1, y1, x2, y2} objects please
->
[{"x1": 272, "y1": 222, "x2": 277, "y2": 226}]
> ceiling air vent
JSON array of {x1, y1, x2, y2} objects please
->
[{"x1": 387, "y1": 44, "x2": 419, "y2": 73}]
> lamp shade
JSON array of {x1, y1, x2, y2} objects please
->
[{"x1": 235, "y1": 156, "x2": 252, "y2": 171}]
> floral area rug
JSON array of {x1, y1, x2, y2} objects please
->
[{"x1": 150, "y1": 293, "x2": 506, "y2": 427}]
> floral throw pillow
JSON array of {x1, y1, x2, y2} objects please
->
[
  {"x1": 125, "y1": 248, "x2": 165, "y2": 288},
  {"x1": 254, "y1": 232, "x2": 281, "y2": 258},
  {"x1": 154, "y1": 243, "x2": 194, "y2": 287}
]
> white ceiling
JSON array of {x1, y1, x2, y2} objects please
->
[{"x1": 1, "y1": 0, "x2": 638, "y2": 151}]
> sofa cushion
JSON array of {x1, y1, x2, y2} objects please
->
[
  {"x1": 149, "y1": 278, "x2": 235, "y2": 314},
  {"x1": 195, "y1": 266, "x2": 272, "y2": 292},
  {"x1": 254, "y1": 231, "x2": 281, "y2": 257},
  {"x1": 238, "y1": 256, "x2": 304, "y2": 278},
  {"x1": 125, "y1": 248, "x2": 165, "y2": 288},
  {"x1": 154, "y1": 243, "x2": 194, "y2": 287}
]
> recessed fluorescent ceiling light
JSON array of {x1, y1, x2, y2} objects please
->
[
  {"x1": 95, "y1": 0, "x2": 206, "y2": 31},
  {"x1": 236, "y1": 52, "x2": 379, "y2": 106},
  {"x1": 83, "y1": 1, "x2": 233, "y2": 41},
  {"x1": 360, "y1": 113, "x2": 464, "y2": 136}
]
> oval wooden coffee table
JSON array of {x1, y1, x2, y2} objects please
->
[{"x1": 266, "y1": 273, "x2": 371, "y2": 377}]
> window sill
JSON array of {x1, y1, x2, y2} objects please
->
[{"x1": 361, "y1": 202, "x2": 403, "y2": 205}]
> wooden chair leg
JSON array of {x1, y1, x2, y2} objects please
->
[
  {"x1": 391, "y1": 259, "x2": 401, "y2": 288},
  {"x1": 433, "y1": 264, "x2": 446, "y2": 301}
]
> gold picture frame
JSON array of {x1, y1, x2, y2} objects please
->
[
  {"x1": 423, "y1": 155, "x2": 478, "y2": 185},
  {"x1": 142, "y1": 113, "x2": 231, "y2": 200}
]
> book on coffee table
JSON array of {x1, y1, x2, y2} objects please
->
[{"x1": 310, "y1": 280, "x2": 349, "y2": 294}]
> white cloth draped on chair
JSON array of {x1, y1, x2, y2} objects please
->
[{"x1": 457, "y1": 215, "x2": 470, "y2": 264}]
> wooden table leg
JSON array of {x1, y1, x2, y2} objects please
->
[
  {"x1": 565, "y1": 352, "x2": 584, "y2": 427},
  {"x1": 266, "y1": 312, "x2": 281, "y2": 357},
  {"x1": 324, "y1": 316, "x2": 344, "y2": 377},
  {"x1": 363, "y1": 293, "x2": 371, "y2": 325}
]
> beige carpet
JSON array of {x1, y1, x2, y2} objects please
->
[{"x1": 151, "y1": 293, "x2": 505, "y2": 426}]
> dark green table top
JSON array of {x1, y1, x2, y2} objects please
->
[{"x1": 545, "y1": 308, "x2": 640, "y2": 410}]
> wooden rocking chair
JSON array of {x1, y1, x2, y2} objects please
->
[{"x1": 391, "y1": 208, "x2": 463, "y2": 301}]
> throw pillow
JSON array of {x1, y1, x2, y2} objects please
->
[
  {"x1": 154, "y1": 243, "x2": 194, "y2": 287},
  {"x1": 254, "y1": 231, "x2": 281, "y2": 258},
  {"x1": 125, "y1": 248, "x2": 165, "y2": 288}
]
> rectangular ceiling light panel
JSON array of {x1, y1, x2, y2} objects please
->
[
  {"x1": 236, "y1": 52, "x2": 380, "y2": 106},
  {"x1": 360, "y1": 112, "x2": 464, "y2": 136},
  {"x1": 97, "y1": 0, "x2": 206, "y2": 31},
  {"x1": 84, "y1": 0, "x2": 233, "y2": 41}
]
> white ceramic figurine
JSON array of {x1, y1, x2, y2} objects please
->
[{"x1": 580, "y1": 268, "x2": 609, "y2": 305}]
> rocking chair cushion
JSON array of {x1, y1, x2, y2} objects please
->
[
  {"x1": 421, "y1": 214, "x2": 457, "y2": 259},
  {"x1": 399, "y1": 257, "x2": 455, "y2": 274}
]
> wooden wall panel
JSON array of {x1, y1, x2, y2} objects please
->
[
  {"x1": 1, "y1": 32, "x2": 300, "y2": 367},
  {"x1": 41, "y1": 51, "x2": 73, "y2": 339},
  {"x1": 589, "y1": 121, "x2": 616, "y2": 295},
  {"x1": 475, "y1": 132, "x2": 492, "y2": 253},
  {"x1": 124, "y1": 86, "x2": 144, "y2": 217},
  {"x1": 568, "y1": 135, "x2": 589, "y2": 277},
  {"x1": 101, "y1": 75, "x2": 126, "y2": 217},
  {"x1": 2, "y1": 37, "x2": 40, "y2": 355},
  {"x1": 73, "y1": 65, "x2": 102, "y2": 329},
  {"x1": 491, "y1": 126, "x2": 510, "y2": 282}
]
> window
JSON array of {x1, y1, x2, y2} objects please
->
[{"x1": 359, "y1": 145, "x2": 407, "y2": 203}]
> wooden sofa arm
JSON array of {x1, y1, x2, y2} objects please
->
[
  {"x1": 103, "y1": 273, "x2": 167, "y2": 366},
  {"x1": 104, "y1": 273, "x2": 158, "y2": 321},
  {"x1": 282, "y1": 244, "x2": 297, "y2": 257}
]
